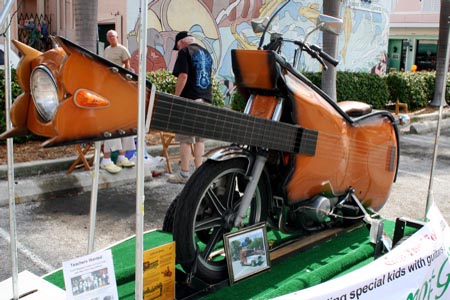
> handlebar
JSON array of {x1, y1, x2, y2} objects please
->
[
  {"x1": 310, "y1": 44, "x2": 339, "y2": 67},
  {"x1": 279, "y1": 38, "x2": 339, "y2": 69}
]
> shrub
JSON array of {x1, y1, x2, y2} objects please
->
[
  {"x1": 230, "y1": 90, "x2": 246, "y2": 112},
  {"x1": 232, "y1": 71, "x2": 392, "y2": 112},
  {"x1": 303, "y1": 72, "x2": 390, "y2": 109},
  {"x1": 384, "y1": 72, "x2": 429, "y2": 110},
  {"x1": 146, "y1": 70, "x2": 224, "y2": 107},
  {"x1": 0, "y1": 69, "x2": 34, "y2": 144}
]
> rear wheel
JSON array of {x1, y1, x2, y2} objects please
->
[{"x1": 173, "y1": 158, "x2": 270, "y2": 283}]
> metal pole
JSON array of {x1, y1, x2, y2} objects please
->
[
  {"x1": 87, "y1": 141, "x2": 102, "y2": 253},
  {"x1": 135, "y1": 0, "x2": 148, "y2": 298},
  {"x1": 0, "y1": 0, "x2": 14, "y2": 26},
  {"x1": 4, "y1": 10, "x2": 19, "y2": 300},
  {"x1": 425, "y1": 17, "x2": 450, "y2": 219}
]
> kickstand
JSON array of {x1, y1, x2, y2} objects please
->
[
  {"x1": 185, "y1": 249, "x2": 199, "y2": 286},
  {"x1": 347, "y1": 188, "x2": 392, "y2": 258}
]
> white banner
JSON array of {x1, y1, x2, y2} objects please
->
[{"x1": 274, "y1": 202, "x2": 450, "y2": 300}]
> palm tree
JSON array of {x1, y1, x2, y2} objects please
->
[
  {"x1": 74, "y1": 0, "x2": 98, "y2": 52},
  {"x1": 321, "y1": 0, "x2": 342, "y2": 102},
  {"x1": 430, "y1": 0, "x2": 450, "y2": 107}
]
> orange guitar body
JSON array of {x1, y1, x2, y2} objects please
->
[
  {"x1": 285, "y1": 73, "x2": 398, "y2": 211},
  {"x1": 233, "y1": 49, "x2": 399, "y2": 212}
]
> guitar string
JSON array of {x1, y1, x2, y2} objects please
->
[
  {"x1": 152, "y1": 94, "x2": 395, "y2": 156},
  {"x1": 153, "y1": 92, "x2": 395, "y2": 154},
  {"x1": 152, "y1": 112, "x2": 395, "y2": 168},
  {"x1": 151, "y1": 96, "x2": 397, "y2": 166},
  {"x1": 151, "y1": 97, "x2": 396, "y2": 166},
  {"x1": 152, "y1": 111, "x2": 394, "y2": 167}
]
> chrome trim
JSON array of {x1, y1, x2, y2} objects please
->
[{"x1": 30, "y1": 66, "x2": 59, "y2": 122}]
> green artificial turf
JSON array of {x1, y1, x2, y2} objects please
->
[{"x1": 44, "y1": 221, "x2": 418, "y2": 299}]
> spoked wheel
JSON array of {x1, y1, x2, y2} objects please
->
[{"x1": 173, "y1": 158, "x2": 269, "y2": 283}]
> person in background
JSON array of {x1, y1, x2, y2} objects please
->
[
  {"x1": 167, "y1": 31, "x2": 213, "y2": 184},
  {"x1": 100, "y1": 29, "x2": 135, "y2": 174}
]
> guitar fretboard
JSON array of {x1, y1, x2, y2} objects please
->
[{"x1": 151, "y1": 92, "x2": 318, "y2": 156}]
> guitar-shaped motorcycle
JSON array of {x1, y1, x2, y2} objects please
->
[
  {"x1": 2, "y1": 6, "x2": 401, "y2": 285},
  {"x1": 165, "y1": 14, "x2": 401, "y2": 283}
]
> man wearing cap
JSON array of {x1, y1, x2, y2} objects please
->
[{"x1": 168, "y1": 31, "x2": 213, "y2": 184}]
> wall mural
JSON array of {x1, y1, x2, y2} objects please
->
[{"x1": 126, "y1": 0, "x2": 391, "y2": 85}]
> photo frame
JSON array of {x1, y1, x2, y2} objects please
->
[{"x1": 223, "y1": 223, "x2": 271, "y2": 284}]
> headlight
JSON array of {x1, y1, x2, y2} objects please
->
[{"x1": 30, "y1": 66, "x2": 59, "y2": 122}]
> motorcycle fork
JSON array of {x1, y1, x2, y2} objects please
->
[{"x1": 234, "y1": 96, "x2": 284, "y2": 227}]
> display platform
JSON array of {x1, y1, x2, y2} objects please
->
[{"x1": 42, "y1": 220, "x2": 418, "y2": 300}]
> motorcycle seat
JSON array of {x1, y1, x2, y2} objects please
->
[{"x1": 337, "y1": 101, "x2": 372, "y2": 118}]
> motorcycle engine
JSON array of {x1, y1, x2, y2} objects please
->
[{"x1": 303, "y1": 195, "x2": 332, "y2": 223}]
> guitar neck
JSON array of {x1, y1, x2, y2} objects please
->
[{"x1": 150, "y1": 92, "x2": 317, "y2": 156}]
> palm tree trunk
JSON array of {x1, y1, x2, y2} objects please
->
[
  {"x1": 74, "y1": 0, "x2": 98, "y2": 52},
  {"x1": 322, "y1": 0, "x2": 342, "y2": 102},
  {"x1": 430, "y1": 0, "x2": 450, "y2": 107}
]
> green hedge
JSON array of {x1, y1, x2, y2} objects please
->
[
  {"x1": 232, "y1": 71, "x2": 450, "y2": 112},
  {"x1": 303, "y1": 71, "x2": 390, "y2": 109},
  {"x1": 0, "y1": 69, "x2": 34, "y2": 144},
  {"x1": 384, "y1": 71, "x2": 450, "y2": 111}
]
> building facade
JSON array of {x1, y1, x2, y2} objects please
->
[
  {"x1": 389, "y1": 0, "x2": 440, "y2": 72},
  {"x1": 7, "y1": 0, "x2": 439, "y2": 76},
  {"x1": 4, "y1": 0, "x2": 129, "y2": 52}
]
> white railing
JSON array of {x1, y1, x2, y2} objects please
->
[{"x1": 2, "y1": 1, "x2": 20, "y2": 300}]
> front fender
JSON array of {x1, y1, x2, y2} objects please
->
[{"x1": 205, "y1": 144, "x2": 255, "y2": 175}]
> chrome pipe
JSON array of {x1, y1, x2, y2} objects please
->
[
  {"x1": 4, "y1": 11, "x2": 19, "y2": 300},
  {"x1": 135, "y1": 0, "x2": 149, "y2": 298}
]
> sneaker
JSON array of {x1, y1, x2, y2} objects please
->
[
  {"x1": 100, "y1": 162, "x2": 122, "y2": 174},
  {"x1": 167, "y1": 172, "x2": 189, "y2": 184},
  {"x1": 116, "y1": 157, "x2": 135, "y2": 168}
]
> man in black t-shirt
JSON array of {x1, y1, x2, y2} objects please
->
[{"x1": 168, "y1": 31, "x2": 213, "y2": 184}]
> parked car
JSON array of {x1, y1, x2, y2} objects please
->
[
  {"x1": 0, "y1": 44, "x2": 20, "y2": 69},
  {"x1": 240, "y1": 249, "x2": 264, "y2": 266}
]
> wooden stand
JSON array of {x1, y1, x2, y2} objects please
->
[
  {"x1": 159, "y1": 132, "x2": 193, "y2": 173},
  {"x1": 66, "y1": 144, "x2": 95, "y2": 174}
]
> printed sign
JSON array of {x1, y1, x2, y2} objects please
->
[
  {"x1": 62, "y1": 249, "x2": 118, "y2": 300},
  {"x1": 143, "y1": 241, "x2": 175, "y2": 300}
]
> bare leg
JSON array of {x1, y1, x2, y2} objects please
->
[
  {"x1": 180, "y1": 142, "x2": 192, "y2": 172},
  {"x1": 194, "y1": 142, "x2": 204, "y2": 168}
]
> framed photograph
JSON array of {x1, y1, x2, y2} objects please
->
[{"x1": 223, "y1": 223, "x2": 271, "y2": 284}]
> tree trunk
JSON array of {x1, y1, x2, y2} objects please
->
[
  {"x1": 430, "y1": 0, "x2": 450, "y2": 107},
  {"x1": 74, "y1": 0, "x2": 98, "y2": 52},
  {"x1": 321, "y1": 0, "x2": 342, "y2": 102}
]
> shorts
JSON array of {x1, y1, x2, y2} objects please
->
[
  {"x1": 103, "y1": 136, "x2": 136, "y2": 153},
  {"x1": 175, "y1": 134, "x2": 205, "y2": 144},
  {"x1": 175, "y1": 98, "x2": 209, "y2": 144}
]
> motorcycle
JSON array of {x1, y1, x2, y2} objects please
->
[
  {"x1": 1, "y1": 1, "x2": 405, "y2": 287},
  {"x1": 164, "y1": 9, "x2": 404, "y2": 284}
]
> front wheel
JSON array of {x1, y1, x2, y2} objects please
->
[{"x1": 173, "y1": 158, "x2": 270, "y2": 283}]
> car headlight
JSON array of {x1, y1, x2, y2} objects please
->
[{"x1": 30, "y1": 66, "x2": 59, "y2": 122}]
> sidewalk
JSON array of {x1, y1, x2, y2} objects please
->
[
  {"x1": 0, "y1": 140, "x2": 226, "y2": 206},
  {"x1": 1, "y1": 108, "x2": 449, "y2": 207}
]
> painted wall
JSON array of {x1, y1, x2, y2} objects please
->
[
  {"x1": 124, "y1": 0, "x2": 392, "y2": 80},
  {"x1": 98, "y1": 0, "x2": 127, "y2": 44}
]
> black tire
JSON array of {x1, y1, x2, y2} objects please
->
[
  {"x1": 162, "y1": 196, "x2": 178, "y2": 233},
  {"x1": 173, "y1": 158, "x2": 270, "y2": 283}
]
